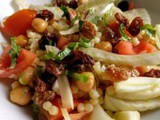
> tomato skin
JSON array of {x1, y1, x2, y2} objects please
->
[
  {"x1": 134, "y1": 41, "x2": 158, "y2": 54},
  {"x1": 115, "y1": 41, "x2": 136, "y2": 55},
  {"x1": 0, "y1": 46, "x2": 36, "y2": 78},
  {"x1": 1, "y1": 9, "x2": 37, "y2": 36},
  {"x1": 57, "y1": 37, "x2": 71, "y2": 50}
]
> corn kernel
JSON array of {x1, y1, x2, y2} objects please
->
[
  {"x1": 77, "y1": 103, "x2": 85, "y2": 112},
  {"x1": 84, "y1": 103, "x2": 93, "y2": 112},
  {"x1": 49, "y1": 105, "x2": 59, "y2": 116},
  {"x1": 43, "y1": 101, "x2": 52, "y2": 111},
  {"x1": 89, "y1": 98, "x2": 99, "y2": 106},
  {"x1": 89, "y1": 90, "x2": 100, "y2": 99}
]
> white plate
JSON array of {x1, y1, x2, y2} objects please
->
[{"x1": 0, "y1": 0, "x2": 160, "y2": 120}]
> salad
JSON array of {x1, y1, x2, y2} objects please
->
[{"x1": 1, "y1": 0, "x2": 160, "y2": 120}]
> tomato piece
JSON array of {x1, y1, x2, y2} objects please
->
[
  {"x1": 0, "y1": 46, "x2": 36, "y2": 78},
  {"x1": 129, "y1": 1, "x2": 135, "y2": 10},
  {"x1": 108, "y1": 21, "x2": 121, "y2": 37},
  {"x1": 1, "y1": 9, "x2": 37, "y2": 36},
  {"x1": 115, "y1": 41, "x2": 135, "y2": 55},
  {"x1": 134, "y1": 41, "x2": 158, "y2": 54},
  {"x1": 57, "y1": 37, "x2": 71, "y2": 50}
]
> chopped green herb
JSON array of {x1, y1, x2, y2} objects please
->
[
  {"x1": 8, "y1": 37, "x2": 21, "y2": 69},
  {"x1": 66, "y1": 71, "x2": 88, "y2": 83},
  {"x1": 141, "y1": 24, "x2": 156, "y2": 37},
  {"x1": 44, "y1": 51, "x2": 55, "y2": 60},
  {"x1": 79, "y1": 20, "x2": 84, "y2": 30},
  {"x1": 119, "y1": 24, "x2": 131, "y2": 41},
  {"x1": 31, "y1": 103, "x2": 40, "y2": 120},
  {"x1": 70, "y1": 17, "x2": 79, "y2": 28},
  {"x1": 91, "y1": 16, "x2": 101, "y2": 24},
  {"x1": 56, "y1": 48, "x2": 71, "y2": 60},
  {"x1": 60, "y1": 6, "x2": 70, "y2": 20}
]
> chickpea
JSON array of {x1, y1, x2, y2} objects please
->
[
  {"x1": 95, "y1": 41, "x2": 112, "y2": 52},
  {"x1": 32, "y1": 18, "x2": 48, "y2": 33},
  {"x1": 75, "y1": 72, "x2": 95, "y2": 92},
  {"x1": 11, "y1": 81, "x2": 21, "y2": 89},
  {"x1": 10, "y1": 86, "x2": 31, "y2": 106},
  {"x1": 16, "y1": 35, "x2": 28, "y2": 47}
]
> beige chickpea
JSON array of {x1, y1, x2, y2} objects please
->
[
  {"x1": 95, "y1": 41, "x2": 112, "y2": 52},
  {"x1": 32, "y1": 18, "x2": 48, "y2": 33},
  {"x1": 75, "y1": 72, "x2": 95, "y2": 92},
  {"x1": 10, "y1": 86, "x2": 32, "y2": 106},
  {"x1": 16, "y1": 35, "x2": 28, "y2": 47}
]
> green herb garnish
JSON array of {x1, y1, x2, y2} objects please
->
[
  {"x1": 141, "y1": 24, "x2": 156, "y2": 37},
  {"x1": 119, "y1": 24, "x2": 131, "y2": 41},
  {"x1": 55, "y1": 48, "x2": 71, "y2": 60},
  {"x1": 44, "y1": 51, "x2": 55, "y2": 60},
  {"x1": 60, "y1": 6, "x2": 70, "y2": 20},
  {"x1": 8, "y1": 37, "x2": 21, "y2": 69},
  {"x1": 66, "y1": 71, "x2": 88, "y2": 83},
  {"x1": 90, "y1": 16, "x2": 101, "y2": 24}
]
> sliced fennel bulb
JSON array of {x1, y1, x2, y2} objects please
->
[
  {"x1": 90, "y1": 104, "x2": 114, "y2": 120},
  {"x1": 14, "y1": 0, "x2": 30, "y2": 10},
  {"x1": 60, "y1": 25, "x2": 79, "y2": 35},
  {"x1": 61, "y1": 108, "x2": 71, "y2": 120},
  {"x1": 81, "y1": 48, "x2": 160, "y2": 66},
  {"x1": 114, "y1": 77, "x2": 160, "y2": 93},
  {"x1": 57, "y1": 75, "x2": 74, "y2": 109},
  {"x1": 104, "y1": 93, "x2": 160, "y2": 111},
  {"x1": 76, "y1": 0, "x2": 116, "y2": 13},
  {"x1": 155, "y1": 24, "x2": 160, "y2": 49},
  {"x1": 107, "y1": 85, "x2": 160, "y2": 100},
  {"x1": 114, "y1": 111, "x2": 140, "y2": 120}
]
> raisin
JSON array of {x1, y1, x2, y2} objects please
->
[
  {"x1": 81, "y1": 21, "x2": 97, "y2": 39},
  {"x1": 38, "y1": 33, "x2": 58, "y2": 50},
  {"x1": 63, "y1": 50, "x2": 95, "y2": 72},
  {"x1": 105, "y1": 26, "x2": 117, "y2": 40},
  {"x1": 46, "y1": 60, "x2": 65, "y2": 77},
  {"x1": 128, "y1": 17, "x2": 144, "y2": 36},
  {"x1": 118, "y1": 1, "x2": 129, "y2": 11},
  {"x1": 56, "y1": 0, "x2": 78, "y2": 9},
  {"x1": 36, "y1": 10, "x2": 54, "y2": 21},
  {"x1": 40, "y1": 71, "x2": 57, "y2": 84},
  {"x1": 144, "y1": 69, "x2": 160, "y2": 78},
  {"x1": 115, "y1": 13, "x2": 129, "y2": 27}
]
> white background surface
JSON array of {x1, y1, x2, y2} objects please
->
[{"x1": 0, "y1": 0, "x2": 160, "y2": 120}]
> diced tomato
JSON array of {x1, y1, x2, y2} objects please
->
[
  {"x1": 108, "y1": 21, "x2": 121, "y2": 37},
  {"x1": 134, "y1": 41, "x2": 158, "y2": 54},
  {"x1": 115, "y1": 41, "x2": 136, "y2": 55},
  {"x1": 1, "y1": 9, "x2": 37, "y2": 36},
  {"x1": 57, "y1": 37, "x2": 71, "y2": 50},
  {"x1": 44, "y1": 97, "x2": 81, "y2": 120},
  {"x1": 0, "y1": 46, "x2": 36, "y2": 78},
  {"x1": 129, "y1": 1, "x2": 135, "y2": 10}
]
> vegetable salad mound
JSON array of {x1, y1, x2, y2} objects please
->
[{"x1": 1, "y1": 0, "x2": 160, "y2": 120}]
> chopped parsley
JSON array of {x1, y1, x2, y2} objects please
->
[
  {"x1": 141, "y1": 24, "x2": 156, "y2": 37},
  {"x1": 55, "y1": 48, "x2": 71, "y2": 60},
  {"x1": 8, "y1": 37, "x2": 21, "y2": 69},
  {"x1": 66, "y1": 71, "x2": 88, "y2": 83},
  {"x1": 60, "y1": 6, "x2": 70, "y2": 20},
  {"x1": 44, "y1": 51, "x2": 55, "y2": 60},
  {"x1": 90, "y1": 16, "x2": 101, "y2": 24},
  {"x1": 119, "y1": 24, "x2": 131, "y2": 41},
  {"x1": 79, "y1": 20, "x2": 84, "y2": 30}
]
